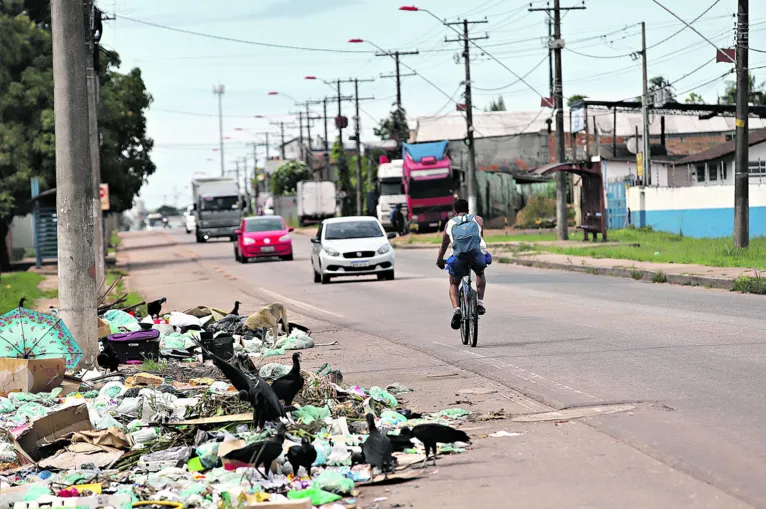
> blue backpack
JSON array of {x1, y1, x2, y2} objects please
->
[{"x1": 451, "y1": 214, "x2": 481, "y2": 258}]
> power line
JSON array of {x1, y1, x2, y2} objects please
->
[
  {"x1": 647, "y1": 0, "x2": 725, "y2": 51},
  {"x1": 473, "y1": 54, "x2": 548, "y2": 91},
  {"x1": 566, "y1": 47, "x2": 634, "y2": 59},
  {"x1": 115, "y1": 15, "x2": 374, "y2": 54}
]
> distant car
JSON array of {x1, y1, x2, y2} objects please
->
[
  {"x1": 234, "y1": 216, "x2": 294, "y2": 263},
  {"x1": 146, "y1": 213, "x2": 167, "y2": 230},
  {"x1": 310, "y1": 216, "x2": 396, "y2": 285},
  {"x1": 184, "y1": 205, "x2": 195, "y2": 234}
]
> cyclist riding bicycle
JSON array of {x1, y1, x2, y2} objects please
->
[{"x1": 436, "y1": 199, "x2": 490, "y2": 330}]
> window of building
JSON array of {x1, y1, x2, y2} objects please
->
[
  {"x1": 725, "y1": 133, "x2": 735, "y2": 141},
  {"x1": 749, "y1": 161, "x2": 766, "y2": 177},
  {"x1": 696, "y1": 164, "x2": 706, "y2": 182},
  {"x1": 722, "y1": 162, "x2": 728, "y2": 181},
  {"x1": 709, "y1": 163, "x2": 718, "y2": 181}
]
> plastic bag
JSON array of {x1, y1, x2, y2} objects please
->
[
  {"x1": 386, "y1": 382, "x2": 413, "y2": 395},
  {"x1": 96, "y1": 413, "x2": 124, "y2": 430},
  {"x1": 161, "y1": 332, "x2": 190, "y2": 350},
  {"x1": 139, "y1": 446, "x2": 192, "y2": 471},
  {"x1": 327, "y1": 444, "x2": 352, "y2": 467},
  {"x1": 369, "y1": 386, "x2": 397, "y2": 407},
  {"x1": 208, "y1": 381, "x2": 231, "y2": 394},
  {"x1": 195, "y1": 441, "x2": 220, "y2": 469},
  {"x1": 115, "y1": 397, "x2": 141, "y2": 418},
  {"x1": 293, "y1": 405, "x2": 331, "y2": 425},
  {"x1": 99, "y1": 381, "x2": 126, "y2": 400},
  {"x1": 14, "y1": 402, "x2": 48, "y2": 421},
  {"x1": 287, "y1": 486, "x2": 341, "y2": 506},
  {"x1": 263, "y1": 348, "x2": 286, "y2": 357},
  {"x1": 312, "y1": 439, "x2": 332, "y2": 466},
  {"x1": 438, "y1": 408, "x2": 470, "y2": 419},
  {"x1": 274, "y1": 330, "x2": 314, "y2": 350},
  {"x1": 379, "y1": 410, "x2": 407, "y2": 427},
  {"x1": 168, "y1": 312, "x2": 202, "y2": 328},
  {"x1": 0, "y1": 397, "x2": 14, "y2": 414},
  {"x1": 103, "y1": 309, "x2": 140, "y2": 331},
  {"x1": 312, "y1": 470, "x2": 354, "y2": 495},
  {"x1": 258, "y1": 363, "x2": 291, "y2": 380}
]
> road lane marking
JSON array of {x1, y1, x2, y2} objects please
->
[{"x1": 257, "y1": 288, "x2": 346, "y2": 318}]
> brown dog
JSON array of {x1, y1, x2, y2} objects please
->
[{"x1": 244, "y1": 303, "x2": 289, "y2": 344}]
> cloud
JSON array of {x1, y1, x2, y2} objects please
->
[{"x1": 253, "y1": 0, "x2": 359, "y2": 19}]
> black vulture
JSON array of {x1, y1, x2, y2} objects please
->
[
  {"x1": 286, "y1": 436, "x2": 317, "y2": 478},
  {"x1": 388, "y1": 427, "x2": 415, "y2": 453},
  {"x1": 230, "y1": 301, "x2": 241, "y2": 316},
  {"x1": 411, "y1": 423, "x2": 471, "y2": 466},
  {"x1": 147, "y1": 297, "x2": 167, "y2": 318},
  {"x1": 223, "y1": 423, "x2": 286, "y2": 479},
  {"x1": 97, "y1": 340, "x2": 119, "y2": 372},
  {"x1": 271, "y1": 352, "x2": 304, "y2": 405},
  {"x1": 361, "y1": 413, "x2": 393, "y2": 477}
]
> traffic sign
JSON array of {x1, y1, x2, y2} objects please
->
[{"x1": 100, "y1": 183, "x2": 110, "y2": 211}]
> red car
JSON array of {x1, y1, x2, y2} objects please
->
[{"x1": 234, "y1": 216, "x2": 294, "y2": 263}]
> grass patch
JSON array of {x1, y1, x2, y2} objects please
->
[
  {"x1": 109, "y1": 230, "x2": 121, "y2": 249},
  {"x1": 732, "y1": 273, "x2": 766, "y2": 295},
  {"x1": 651, "y1": 271, "x2": 668, "y2": 283},
  {"x1": 630, "y1": 268, "x2": 644, "y2": 280},
  {"x1": 411, "y1": 232, "x2": 559, "y2": 244},
  {"x1": 139, "y1": 358, "x2": 169, "y2": 372},
  {"x1": 0, "y1": 272, "x2": 57, "y2": 314},
  {"x1": 103, "y1": 269, "x2": 145, "y2": 315},
  {"x1": 548, "y1": 228, "x2": 766, "y2": 269}
]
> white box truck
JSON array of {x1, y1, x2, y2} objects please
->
[
  {"x1": 191, "y1": 177, "x2": 242, "y2": 243},
  {"x1": 297, "y1": 181, "x2": 336, "y2": 226},
  {"x1": 375, "y1": 158, "x2": 406, "y2": 230}
]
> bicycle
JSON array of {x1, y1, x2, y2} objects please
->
[{"x1": 458, "y1": 270, "x2": 479, "y2": 347}]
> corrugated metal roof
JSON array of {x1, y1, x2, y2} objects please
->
[
  {"x1": 414, "y1": 110, "x2": 766, "y2": 142},
  {"x1": 676, "y1": 129, "x2": 766, "y2": 165}
]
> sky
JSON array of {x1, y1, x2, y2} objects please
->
[{"x1": 104, "y1": 0, "x2": 766, "y2": 210}]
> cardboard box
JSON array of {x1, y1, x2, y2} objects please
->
[
  {"x1": 14, "y1": 403, "x2": 93, "y2": 462},
  {"x1": 0, "y1": 358, "x2": 65, "y2": 397},
  {"x1": 98, "y1": 318, "x2": 110, "y2": 339}
]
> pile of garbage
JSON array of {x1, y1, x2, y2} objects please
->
[{"x1": 0, "y1": 300, "x2": 473, "y2": 509}]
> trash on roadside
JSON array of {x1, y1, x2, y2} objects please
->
[{"x1": 488, "y1": 430, "x2": 522, "y2": 438}]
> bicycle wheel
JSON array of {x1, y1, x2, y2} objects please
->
[
  {"x1": 458, "y1": 287, "x2": 469, "y2": 345},
  {"x1": 469, "y1": 289, "x2": 479, "y2": 348}
]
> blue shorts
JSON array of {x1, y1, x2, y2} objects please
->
[{"x1": 446, "y1": 251, "x2": 489, "y2": 279}]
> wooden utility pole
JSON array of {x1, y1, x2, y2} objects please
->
[
  {"x1": 530, "y1": 0, "x2": 586, "y2": 240},
  {"x1": 348, "y1": 79, "x2": 375, "y2": 215},
  {"x1": 735, "y1": 0, "x2": 750, "y2": 248},
  {"x1": 51, "y1": 0, "x2": 97, "y2": 367},
  {"x1": 446, "y1": 19, "x2": 488, "y2": 216},
  {"x1": 376, "y1": 50, "x2": 419, "y2": 108}
]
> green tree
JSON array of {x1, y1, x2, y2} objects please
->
[
  {"x1": 0, "y1": 6, "x2": 155, "y2": 268},
  {"x1": 0, "y1": 13, "x2": 55, "y2": 269},
  {"x1": 331, "y1": 138, "x2": 352, "y2": 215},
  {"x1": 486, "y1": 96, "x2": 506, "y2": 111},
  {"x1": 685, "y1": 92, "x2": 706, "y2": 104},
  {"x1": 722, "y1": 73, "x2": 766, "y2": 105},
  {"x1": 374, "y1": 106, "x2": 409, "y2": 146},
  {"x1": 269, "y1": 161, "x2": 310, "y2": 195},
  {"x1": 567, "y1": 94, "x2": 588, "y2": 108},
  {"x1": 154, "y1": 205, "x2": 180, "y2": 216}
]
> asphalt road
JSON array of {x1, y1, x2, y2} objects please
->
[{"x1": 171, "y1": 228, "x2": 766, "y2": 507}]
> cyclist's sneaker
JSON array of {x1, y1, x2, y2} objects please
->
[
  {"x1": 450, "y1": 308, "x2": 462, "y2": 330},
  {"x1": 477, "y1": 304, "x2": 486, "y2": 316}
]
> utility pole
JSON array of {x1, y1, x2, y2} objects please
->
[
  {"x1": 641, "y1": 22, "x2": 651, "y2": 188},
  {"x1": 548, "y1": 15, "x2": 554, "y2": 99},
  {"x1": 213, "y1": 85, "x2": 225, "y2": 176},
  {"x1": 297, "y1": 112, "x2": 304, "y2": 163},
  {"x1": 376, "y1": 50, "x2": 419, "y2": 108},
  {"x1": 270, "y1": 121, "x2": 295, "y2": 160},
  {"x1": 446, "y1": 19, "x2": 488, "y2": 216},
  {"x1": 345, "y1": 79, "x2": 375, "y2": 215},
  {"x1": 734, "y1": 0, "x2": 750, "y2": 248},
  {"x1": 85, "y1": 1, "x2": 104, "y2": 291},
  {"x1": 323, "y1": 98, "x2": 330, "y2": 178},
  {"x1": 51, "y1": 0, "x2": 97, "y2": 367},
  {"x1": 530, "y1": 0, "x2": 586, "y2": 241},
  {"x1": 305, "y1": 103, "x2": 313, "y2": 169}
]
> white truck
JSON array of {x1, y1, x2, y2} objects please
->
[
  {"x1": 191, "y1": 177, "x2": 242, "y2": 243},
  {"x1": 297, "y1": 181, "x2": 336, "y2": 226},
  {"x1": 375, "y1": 158, "x2": 406, "y2": 230}
]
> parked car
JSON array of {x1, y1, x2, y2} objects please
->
[
  {"x1": 234, "y1": 216, "x2": 294, "y2": 263},
  {"x1": 184, "y1": 205, "x2": 195, "y2": 234},
  {"x1": 310, "y1": 216, "x2": 396, "y2": 285}
]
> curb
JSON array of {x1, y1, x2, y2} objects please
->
[{"x1": 498, "y1": 256, "x2": 736, "y2": 290}]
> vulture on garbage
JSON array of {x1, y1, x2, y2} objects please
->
[
  {"x1": 196, "y1": 340, "x2": 285, "y2": 429},
  {"x1": 229, "y1": 301, "x2": 241, "y2": 316},
  {"x1": 271, "y1": 352, "x2": 304, "y2": 405},
  {"x1": 387, "y1": 427, "x2": 415, "y2": 453},
  {"x1": 223, "y1": 423, "x2": 286, "y2": 479},
  {"x1": 97, "y1": 340, "x2": 120, "y2": 372},
  {"x1": 147, "y1": 297, "x2": 167, "y2": 318},
  {"x1": 361, "y1": 413, "x2": 393, "y2": 477},
  {"x1": 287, "y1": 436, "x2": 317, "y2": 478},
  {"x1": 410, "y1": 423, "x2": 471, "y2": 466}
]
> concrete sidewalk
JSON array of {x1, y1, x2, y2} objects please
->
[{"x1": 115, "y1": 230, "x2": 750, "y2": 508}]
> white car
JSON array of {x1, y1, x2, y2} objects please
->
[
  {"x1": 184, "y1": 205, "x2": 195, "y2": 234},
  {"x1": 311, "y1": 216, "x2": 396, "y2": 285}
]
